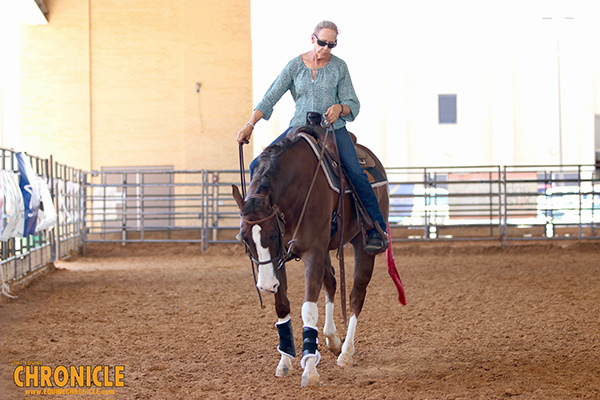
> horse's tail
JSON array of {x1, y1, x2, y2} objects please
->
[{"x1": 386, "y1": 221, "x2": 406, "y2": 306}]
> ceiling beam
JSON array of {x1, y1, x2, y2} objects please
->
[{"x1": 22, "y1": 0, "x2": 48, "y2": 25}]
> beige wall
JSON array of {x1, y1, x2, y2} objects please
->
[
  {"x1": 19, "y1": 0, "x2": 252, "y2": 171},
  {"x1": 20, "y1": 0, "x2": 91, "y2": 169}
]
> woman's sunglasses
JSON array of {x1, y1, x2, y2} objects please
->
[{"x1": 313, "y1": 34, "x2": 337, "y2": 49}]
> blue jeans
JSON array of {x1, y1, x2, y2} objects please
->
[{"x1": 249, "y1": 126, "x2": 386, "y2": 234}]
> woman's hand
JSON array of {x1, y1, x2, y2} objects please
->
[
  {"x1": 325, "y1": 104, "x2": 344, "y2": 124},
  {"x1": 236, "y1": 123, "x2": 253, "y2": 145},
  {"x1": 237, "y1": 111, "x2": 264, "y2": 145}
]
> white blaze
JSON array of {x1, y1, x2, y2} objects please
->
[{"x1": 253, "y1": 225, "x2": 280, "y2": 293}]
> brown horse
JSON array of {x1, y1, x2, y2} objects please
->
[{"x1": 232, "y1": 125, "x2": 401, "y2": 387}]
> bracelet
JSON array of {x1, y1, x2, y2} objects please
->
[
  {"x1": 338, "y1": 104, "x2": 344, "y2": 116},
  {"x1": 246, "y1": 121, "x2": 255, "y2": 129}
]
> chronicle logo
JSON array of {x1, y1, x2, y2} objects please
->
[{"x1": 13, "y1": 361, "x2": 126, "y2": 389}]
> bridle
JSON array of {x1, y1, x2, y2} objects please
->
[
  {"x1": 239, "y1": 195, "x2": 293, "y2": 275},
  {"x1": 237, "y1": 114, "x2": 346, "y2": 323},
  {"x1": 237, "y1": 116, "x2": 331, "y2": 270}
]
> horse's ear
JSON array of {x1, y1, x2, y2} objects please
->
[
  {"x1": 265, "y1": 191, "x2": 274, "y2": 208},
  {"x1": 231, "y1": 185, "x2": 245, "y2": 209}
]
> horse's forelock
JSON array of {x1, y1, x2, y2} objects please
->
[{"x1": 241, "y1": 196, "x2": 266, "y2": 217}]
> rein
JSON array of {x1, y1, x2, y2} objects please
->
[
  {"x1": 287, "y1": 121, "x2": 331, "y2": 254},
  {"x1": 237, "y1": 116, "x2": 348, "y2": 326},
  {"x1": 239, "y1": 143, "x2": 248, "y2": 199},
  {"x1": 326, "y1": 121, "x2": 348, "y2": 329},
  {"x1": 239, "y1": 144, "x2": 264, "y2": 309}
]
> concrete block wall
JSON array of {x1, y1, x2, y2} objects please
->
[{"x1": 19, "y1": 0, "x2": 252, "y2": 171}]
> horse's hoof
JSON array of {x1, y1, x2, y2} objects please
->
[
  {"x1": 337, "y1": 352, "x2": 353, "y2": 368},
  {"x1": 275, "y1": 365, "x2": 291, "y2": 377},
  {"x1": 276, "y1": 356, "x2": 293, "y2": 377},
  {"x1": 326, "y1": 334, "x2": 342, "y2": 356},
  {"x1": 301, "y1": 372, "x2": 321, "y2": 387}
]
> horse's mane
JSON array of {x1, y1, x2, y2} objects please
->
[{"x1": 242, "y1": 135, "x2": 301, "y2": 215}]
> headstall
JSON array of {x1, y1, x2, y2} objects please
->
[{"x1": 240, "y1": 194, "x2": 298, "y2": 276}]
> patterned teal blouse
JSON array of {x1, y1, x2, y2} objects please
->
[{"x1": 255, "y1": 55, "x2": 360, "y2": 130}]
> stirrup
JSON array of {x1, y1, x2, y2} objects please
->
[{"x1": 364, "y1": 226, "x2": 389, "y2": 255}]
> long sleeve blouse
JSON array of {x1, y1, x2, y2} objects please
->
[{"x1": 255, "y1": 55, "x2": 360, "y2": 130}]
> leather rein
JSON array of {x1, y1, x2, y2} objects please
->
[
  {"x1": 237, "y1": 120, "x2": 331, "y2": 262},
  {"x1": 237, "y1": 117, "x2": 347, "y2": 326}
]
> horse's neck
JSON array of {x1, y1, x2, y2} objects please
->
[{"x1": 273, "y1": 143, "x2": 320, "y2": 221}]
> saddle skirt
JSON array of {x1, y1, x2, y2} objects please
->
[{"x1": 286, "y1": 126, "x2": 388, "y2": 194}]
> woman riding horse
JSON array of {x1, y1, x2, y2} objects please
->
[
  {"x1": 236, "y1": 20, "x2": 388, "y2": 255},
  {"x1": 234, "y1": 21, "x2": 406, "y2": 387}
]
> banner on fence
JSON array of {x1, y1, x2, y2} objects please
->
[
  {"x1": 1, "y1": 170, "x2": 25, "y2": 241},
  {"x1": 35, "y1": 175, "x2": 57, "y2": 232},
  {"x1": 17, "y1": 153, "x2": 41, "y2": 237}
]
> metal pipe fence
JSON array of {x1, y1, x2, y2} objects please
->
[
  {"x1": 1, "y1": 148, "x2": 83, "y2": 296},
  {"x1": 202, "y1": 169, "x2": 249, "y2": 250},
  {"x1": 81, "y1": 169, "x2": 247, "y2": 253},
  {"x1": 82, "y1": 169, "x2": 205, "y2": 250},
  {"x1": 3, "y1": 155, "x2": 599, "y2": 296},
  {"x1": 54, "y1": 162, "x2": 84, "y2": 259},
  {"x1": 387, "y1": 165, "x2": 504, "y2": 241},
  {"x1": 82, "y1": 164, "x2": 599, "y2": 249},
  {"x1": 502, "y1": 165, "x2": 599, "y2": 243},
  {"x1": 387, "y1": 164, "x2": 600, "y2": 243}
]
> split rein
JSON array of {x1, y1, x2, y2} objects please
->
[{"x1": 237, "y1": 120, "x2": 333, "y2": 308}]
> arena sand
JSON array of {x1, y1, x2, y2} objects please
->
[{"x1": 1, "y1": 241, "x2": 599, "y2": 399}]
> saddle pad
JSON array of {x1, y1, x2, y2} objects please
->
[{"x1": 298, "y1": 133, "x2": 388, "y2": 194}]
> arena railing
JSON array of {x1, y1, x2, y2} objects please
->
[
  {"x1": 82, "y1": 168, "x2": 204, "y2": 248},
  {"x1": 202, "y1": 169, "x2": 249, "y2": 250},
  {"x1": 80, "y1": 168, "x2": 245, "y2": 254},
  {"x1": 386, "y1": 164, "x2": 599, "y2": 244},
  {"x1": 386, "y1": 165, "x2": 505, "y2": 242},
  {"x1": 1, "y1": 147, "x2": 83, "y2": 297},
  {"x1": 54, "y1": 161, "x2": 84, "y2": 258},
  {"x1": 80, "y1": 164, "x2": 599, "y2": 250},
  {"x1": 4, "y1": 157, "x2": 599, "y2": 296},
  {"x1": 501, "y1": 165, "x2": 599, "y2": 243}
]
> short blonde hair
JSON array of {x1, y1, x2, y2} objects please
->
[{"x1": 313, "y1": 20, "x2": 339, "y2": 36}]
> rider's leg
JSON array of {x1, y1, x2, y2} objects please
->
[{"x1": 334, "y1": 127, "x2": 387, "y2": 253}]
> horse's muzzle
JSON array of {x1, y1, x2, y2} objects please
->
[{"x1": 257, "y1": 281, "x2": 280, "y2": 294}]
